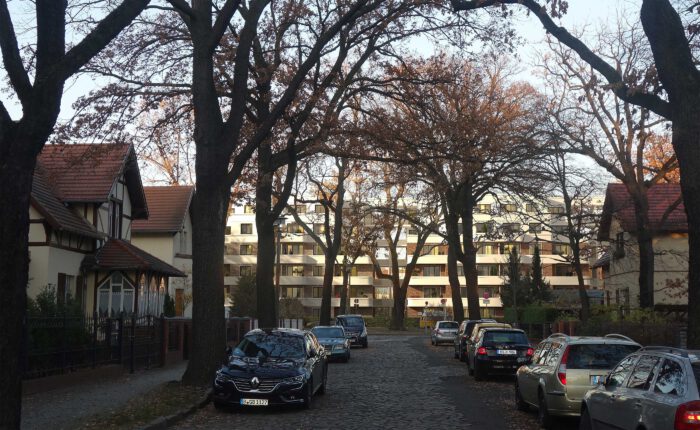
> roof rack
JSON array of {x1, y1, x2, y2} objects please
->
[
  {"x1": 604, "y1": 334, "x2": 636, "y2": 342},
  {"x1": 548, "y1": 333, "x2": 570, "y2": 340},
  {"x1": 638, "y1": 346, "x2": 689, "y2": 358}
]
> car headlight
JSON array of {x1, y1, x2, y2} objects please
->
[
  {"x1": 283, "y1": 375, "x2": 305, "y2": 384},
  {"x1": 214, "y1": 371, "x2": 233, "y2": 385}
]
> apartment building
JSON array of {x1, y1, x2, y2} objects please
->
[{"x1": 224, "y1": 195, "x2": 602, "y2": 319}]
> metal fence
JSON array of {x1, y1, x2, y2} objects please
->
[{"x1": 24, "y1": 313, "x2": 163, "y2": 379}]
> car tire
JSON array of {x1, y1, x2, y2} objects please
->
[
  {"x1": 303, "y1": 379, "x2": 314, "y2": 409},
  {"x1": 454, "y1": 346, "x2": 459, "y2": 359},
  {"x1": 473, "y1": 362, "x2": 484, "y2": 381},
  {"x1": 538, "y1": 391, "x2": 553, "y2": 429},
  {"x1": 318, "y1": 366, "x2": 327, "y2": 395},
  {"x1": 515, "y1": 381, "x2": 528, "y2": 411},
  {"x1": 579, "y1": 406, "x2": 593, "y2": 430}
]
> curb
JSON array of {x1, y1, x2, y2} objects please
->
[{"x1": 140, "y1": 388, "x2": 212, "y2": 430}]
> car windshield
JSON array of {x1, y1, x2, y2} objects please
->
[
  {"x1": 338, "y1": 317, "x2": 364, "y2": 327},
  {"x1": 438, "y1": 322, "x2": 458, "y2": 329},
  {"x1": 567, "y1": 344, "x2": 640, "y2": 369},
  {"x1": 233, "y1": 333, "x2": 305, "y2": 359},
  {"x1": 312, "y1": 327, "x2": 344, "y2": 338},
  {"x1": 483, "y1": 331, "x2": 528, "y2": 346}
]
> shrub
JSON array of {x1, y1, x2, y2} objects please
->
[{"x1": 163, "y1": 293, "x2": 176, "y2": 317}]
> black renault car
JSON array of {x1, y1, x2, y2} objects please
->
[
  {"x1": 466, "y1": 328, "x2": 533, "y2": 380},
  {"x1": 213, "y1": 328, "x2": 328, "y2": 409},
  {"x1": 336, "y1": 314, "x2": 368, "y2": 348}
]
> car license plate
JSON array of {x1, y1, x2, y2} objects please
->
[
  {"x1": 240, "y1": 398, "x2": 268, "y2": 406},
  {"x1": 590, "y1": 375, "x2": 603, "y2": 385},
  {"x1": 497, "y1": 349, "x2": 517, "y2": 355}
]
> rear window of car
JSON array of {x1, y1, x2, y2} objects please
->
[
  {"x1": 438, "y1": 322, "x2": 458, "y2": 329},
  {"x1": 567, "y1": 344, "x2": 640, "y2": 370},
  {"x1": 338, "y1": 316, "x2": 364, "y2": 327},
  {"x1": 483, "y1": 331, "x2": 528, "y2": 346}
]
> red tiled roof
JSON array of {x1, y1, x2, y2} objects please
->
[
  {"x1": 132, "y1": 186, "x2": 193, "y2": 233},
  {"x1": 37, "y1": 144, "x2": 148, "y2": 219},
  {"x1": 82, "y1": 239, "x2": 185, "y2": 277},
  {"x1": 30, "y1": 166, "x2": 106, "y2": 240},
  {"x1": 598, "y1": 183, "x2": 687, "y2": 240}
]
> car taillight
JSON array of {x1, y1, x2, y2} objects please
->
[
  {"x1": 526, "y1": 348, "x2": 534, "y2": 357},
  {"x1": 557, "y1": 346, "x2": 570, "y2": 385},
  {"x1": 675, "y1": 401, "x2": 700, "y2": 429},
  {"x1": 477, "y1": 347, "x2": 488, "y2": 355}
]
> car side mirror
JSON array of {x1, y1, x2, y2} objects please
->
[{"x1": 603, "y1": 373, "x2": 612, "y2": 387}]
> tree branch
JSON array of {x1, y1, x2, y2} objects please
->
[{"x1": 0, "y1": 0, "x2": 32, "y2": 105}]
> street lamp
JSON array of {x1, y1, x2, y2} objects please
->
[{"x1": 273, "y1": 216, "x2": 287, "y2": 307}]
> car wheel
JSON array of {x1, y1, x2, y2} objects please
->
[
  {"x1": 303, "y1": 379, "x2": 314, "y2": 409},
  {"x1": 473, "y1": 362, "x2": 484, "y2": 381},
  {"x1": 579, "y1": 406, "x2": 593, "y2": 430},
  {"x1": 318, "y1": 366, "x2": 327, "y2": 395},
  {"x1": 537, "y1": 391, "x2": 553, "y2": 429},
  {"x1": 515, "y1": 381, "x2": 528, "y2": 411}
]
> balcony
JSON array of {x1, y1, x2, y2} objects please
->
[
  {"x1": 408, "y1": 276, "x2": 450, "y2": 286},
  {"x1": 298, "y1": 298, "x2": 341, "y2": 307},
  {"x1": 406, "y1": 297, "x2": 502, "y2": 308}
]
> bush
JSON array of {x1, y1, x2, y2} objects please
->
[
  {"x1": 163, "y1": 293, "x2": 176, "y2": 317},
  {"x1": 577, "y1": 306, "x2": 682, "y2": 346}
]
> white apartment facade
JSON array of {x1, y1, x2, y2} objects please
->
[{"x1": 224, "y1": 195, "x2": 602, "y2": 319}]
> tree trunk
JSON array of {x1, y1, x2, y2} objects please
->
[
  {"x1": 460, "y1": 197, "x2": 481, "y2": 320},
  {"x1": 570, "y1": 242, "x2": 590, "y2": 322},
  {"x1": 320, "y1": 254, "x2": 336, "y2": 324},
  {"x1": 447, "y1": 246, "x2": 464, "y2": 322},
  {"x1": 182, "y1": 175, "x2": 228, "y2": 385},
  {"x1": 390, "y1": 277, "x2": 406, "y2": 330},
  {"x1": 672, "y1": 112, "x2": 700, "y2": 347},
  {"x1": 340, "y1": 265, "x2": 350, "y2": 315},
  {"x1": 0, "y1": 149, "x2": 35, "y2": 429},
  {"x1": 633, "y1": 197, "x2": 656, "y2": 309},
  {"x1": 254, "y1": 159, "x2": 279, "y2": 328}
]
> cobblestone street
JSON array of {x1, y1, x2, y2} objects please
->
[{"x1": 174, "y1": 334, "x2": 577, "y2": 430}]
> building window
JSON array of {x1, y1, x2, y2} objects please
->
[
  {"x1": 526, "y1": 203, "x2": 536, "y2": 213},
  {"x1": 502, "y1": 203, "x2": 517, "y2": 213},
  {"x1": 475, "y1": 223, "x2": 488, "y2": 234},
  {"x1": 615, "y1": 232, "x2": 625, "y2": 255},
  {"x1": 313, "y1": 244, "x2": 325, "y2": 255},
  {"x1": 551, "y1": 225, "x2": 568, "y2": 235},
  {"x1": 423, "y1": 246, "x2": 443, "y2": 256},
  {"x1": 476, "y1": 203, "x2": 491, "y2": 214},
  {"x1": 552, "y1": 243, "x2": 571, "y2": 255},
  {"x1": 529, "y1": 223, "x2": 542, "y2": 233},
  {"x1": 282, "y1": 265, "x2": 305, "y2": 276},
  {"x1": 408, "y1": 227, "x2": 418, "y2": 235},
  {"x1": 457, "y1": 265, "x2": 464, "y2": 276},
  {"x1": 477, "y1": 243, "x2": 498, "y2": 255},
  {"x1": 295, "y1": 205, "x2": 306, "y2": 214},
  {"x1": 240, "y1": 265, "x2": 253, "y2": 276},
  {"x1": 109, "y1": 200, "x2": 123, "y2": 238},
  {"x1": 477, "y1": 264, "x2": 500, "y2": 277},
  {"x1": 225, "y1": 226, "x2": 232, "y2": 235},
  {"x1": 284, "y1": 287, "x2": 303, "y2": 298},
  {"x1": 375, "y1": 287, "x2": 391, "y2": 299},
  {"x1": 423, "y1": 286, "x2": 441, "y2": 298},
  {"x1": 500, "y1": 243, "x2": 519, "y2": 254},
  {"x1": 502, "y1": 223, "x2": 521, "y2": 235},
  {"x1": 422, "y1": 266, "x2": 441, "y2": 276},
  {"x1": 240, "y1": 244, "x2": 254, "y2": 255},
  {"x1": 548, "y1": 206, "x2": 565, "y2": 214},
  {"x1": 241, "y1": 223, "x2": 253, "y2": 234},
  {"x1": 282, "y1": 243, "x2": 303, "y2": 255},
  {"x1": 315, "y1": 204, "x2": 325, "y2": 214},
  {"x1": 312, "y1": 287, "x2": 323, "y2": 298},
  {"x1": 313, "y1": 266, "x2": 324, "y2": 277},
  {"x1": 313, "y1": 223, "x2": 326, "y2": 235},
  {"x1": 553, "y1": 264, "x2": 573, "y2": 276},
  {"x1": 98, "y1": 272, "x2": 134, "y2": 316},
  {"x1": 243, "y1": 205, "x2": 254, "y2": 214},
  {"x1": 223, "y1": 265, "x2": 233, "y2": 276},
  {"x1": 286, "y1": 223, "x2": 304, "y2": 234}
]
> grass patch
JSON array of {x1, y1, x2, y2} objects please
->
[{"x1": 77, "y1": 382, "x2": 209, "y2": 430}]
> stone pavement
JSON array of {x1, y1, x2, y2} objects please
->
[
  {"x1": 172, "y1": 335, "x2": 548, "y2": 430},
  {"x1": 21, "y1": 362, "x2": 187, "y2": 430}
]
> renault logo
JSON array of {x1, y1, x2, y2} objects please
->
[{"x1": 250, "y1": 377, "x2": 260, "y2": 389}]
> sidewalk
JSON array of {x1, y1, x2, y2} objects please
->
[{"x1": 22, "y1": 362, "x2": 187, "y2": 430}]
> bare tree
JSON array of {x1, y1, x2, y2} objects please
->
[{"x1": 0, "y1": 1, "x2": 151, "y2": 426}]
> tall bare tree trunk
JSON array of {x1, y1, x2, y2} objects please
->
[
  {"x1": 320, "y1": 254, "x2": 336, "y2": 324},
  {"x1": 459, "y1": 192, "x2": 481, "y2": 320},
  {"x1": 447, "y1": 246, "x2": 464, "y2": 322},
  {"x1": 340, "y1": 265, "x2": 350, "y2": 315},
  {"x1": 390, "y1": 280, "x2": 407, "y2": 330},
  {"x1": 570, "y1": 243, "x2": 590, "y2": 322}
]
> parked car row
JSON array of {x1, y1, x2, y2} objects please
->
[
  {"x1": 212, "y1": 314, "x2": 368, "y2": 410},
  {"x1": 439, "y1": 319, "x2": 700, "y2": 430}
]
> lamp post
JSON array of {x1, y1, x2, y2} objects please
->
[{"x1": 273, "y1": 216, "x2": 287, "y2": 313}]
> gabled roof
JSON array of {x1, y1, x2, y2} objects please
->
[
  {"x1": 30, "y1": 165, "x2": 106, "y2": 240},
  {"x1": 132, "y1": 186, "x2": 194, "y2": 233},
  {"x1": 37, "y1": 144, "x2": 148, "y2": 219},
  {"x1": 81, "y1": 239, "x2": 185, "y2": 277},
  {"x1": 598, "y1": 183, "x2": 687, "y2": 240}
]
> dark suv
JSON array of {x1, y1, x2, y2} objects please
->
[
  {"x1": 453, "y1": 319, "x2": 496, "y2": 362},
  {"x1": 336, "y1": 314, "x2": 368, "y2": 348},
  {"x1": 213, "y1": 328, "x2": 328, "y2": 409},
  {"x1": 467, "y1": 328, "x2": 533, "y2": 380}
]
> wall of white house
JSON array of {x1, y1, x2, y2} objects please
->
[{"x1": 27, "y1": 246, "x2": 85, "y2": 299}]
